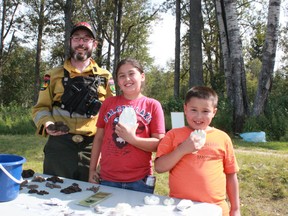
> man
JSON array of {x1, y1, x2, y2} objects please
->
[{"x1": 32, "y1": 22, "x2": 115, "y2": 181}]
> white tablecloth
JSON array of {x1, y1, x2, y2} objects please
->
[{"x1": 0, "y1": 174, "x2": 222, "y2": 216}]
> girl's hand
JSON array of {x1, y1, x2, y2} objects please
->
[
  {"x1": 89, "y1": 170, "x2": 100, "y2": 184},
  {"x1": 115, "y1": 122, "x2": 138, "y2": 144}
]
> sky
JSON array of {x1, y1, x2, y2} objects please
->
[
  {"x1": 148, "y1": 13, "x2": 175, "y2": 67},
  {"x1": 148, "y1": 0, "x2": 175, "y2": 68}
]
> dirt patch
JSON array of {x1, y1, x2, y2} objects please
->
[{"x1": 235, "y1": 149, "x2": 288, "y2": 158}]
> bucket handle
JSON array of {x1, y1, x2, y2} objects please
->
[{"x1": 0, "y1": 164, "x2": 23, "y2": 184}]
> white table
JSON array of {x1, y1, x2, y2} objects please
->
[{"x1": 0, "y1": 174, "x2": 222, "y2": 216}]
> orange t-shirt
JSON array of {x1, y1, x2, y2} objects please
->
[{"x1": 156, "y1": 127, "x2": 239, "y2": 216}]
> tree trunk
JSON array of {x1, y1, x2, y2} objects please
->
[
  {"x1": 107, "y1": 40, "x2": 112, "y2": 71},
  {"x1": 215, "y1": 0, "x2": 249, "y2": 133},
  {"x1": 64, "y1": 0, "x2": 73, "y2": 60},
  {"x1": 214, "y1": 0, "x2": 233, "y2": 99},
  {"x1": 174, "y1": 0, "x2": 181, "y2": 99},
  {"x1": 252, "y1": 0, "x2": 281, "y2": 116},
  {"x1": 33, "y1": 0, "x2": 45, "y2": 104},
  {"x1": 113, "y1": 0, "x2": 122, "y2": 95},
  {"x1": 113, "y1": 0, "x2": 122, "y2": 74},
  {"x1": 0, "y1": 0, "x2": 18, "y2": 76},
  {"x1": 0, "y1": 0, "x2": 6, "y2": 67},
  {"x1": 189, "y1": 0, "x2": 203, "y2": 87}
]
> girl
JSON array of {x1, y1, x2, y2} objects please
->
[{"x1": 89, "y1": 58, "x2": 165, "y2": 193}]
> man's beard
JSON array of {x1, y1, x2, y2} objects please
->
[{"x1": 70, "y1": 46, "x2": 92, "y2": 61}]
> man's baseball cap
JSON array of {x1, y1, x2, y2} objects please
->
[{"x1": 70, "y1": 22, "x2": 96, "y2": 39}]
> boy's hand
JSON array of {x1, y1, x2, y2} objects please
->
[
  {"x1": 178, "y1": 130, "x2": 206, "y2": 155},
  {"x1": 190, "y1": 130, "x2": 206, "y2": 153}
]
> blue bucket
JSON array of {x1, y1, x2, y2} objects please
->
[{"x1": 0, "y1": 154, "x2": 26, "y2": 202}]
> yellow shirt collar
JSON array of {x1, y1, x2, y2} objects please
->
[{"x1": 64, "y1": 58, "x2": 98, "y2": 74}]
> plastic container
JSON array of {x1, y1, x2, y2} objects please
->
[
  {"x1": 0, "y1": 154, "x2": 26, "y2": 202},
  {"x1": 240, "y1": 131, "x2": 266, "y2": 143}
]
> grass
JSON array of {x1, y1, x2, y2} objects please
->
[
  {"x1": 234, "y1": 139, "x2": 288, "y2": 153},
  {"x1": 236, "y1": 153, "x2": 288, "y2": 215},
  {"x1": 0, "y1": 135, "x2": 46, "y2": 172},
  {"x1": 0, "y1": 135, "x2": 287, "y2": 215}
]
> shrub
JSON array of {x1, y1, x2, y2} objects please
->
[
  {"x1": 162, "y1": 97, "x2": 184, "y2": 114},
  {"x1": 212, "y1": 98, "x2": 234, "y2": 135},
  {"x1": 161, "y1": 97, "x2": 184, "y2": 131},
  {"x1": 243, "y1": 99, "x2": 288, "y2": 141}
]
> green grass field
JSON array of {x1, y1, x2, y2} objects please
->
[{"x1": 0, "y1": 135, "x2": 287, "y2": 215}]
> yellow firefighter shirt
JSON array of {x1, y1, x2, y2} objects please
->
[{"x1": 32, "y1": 58, "x2": 115, "y2": 137}]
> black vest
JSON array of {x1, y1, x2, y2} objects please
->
[{"x1": 59, "y1": 69, "x2": 102, "y2": 117}]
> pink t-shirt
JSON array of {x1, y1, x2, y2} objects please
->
[
  {"x1": 97, "y1": 95, "x2": 165, "y2": 182},
  {"x1": 156, "y1": 127, "x2": 239, "y2": 215}
]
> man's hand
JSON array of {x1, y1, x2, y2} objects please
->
[{"x1": 45, "y1": 121, "x2": 69, "y2": 136}]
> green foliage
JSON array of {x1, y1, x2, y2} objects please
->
[
  {"x1": 245, "y1": 59, "x2": 261, "y2": 101},
  {"x1": 249, "y1": 22, "x2": 266, "y2": 60},
  {"x1": 50, "y1": 41, "x2": 65, "y2": 67},
  {"x1": 243, "y1": 114, "x2": 287, "y2": 141},
  {"x1": 1, "y1": 45, "x2": 36, "y2": 106},
  {"x1": 160, "y1": 97, "x2": 184, "y2": 131},
  {"x1": 119, "y1": 1, "x2": 156, "y2": 66},
  {"x1": 212, "y1": 97, "x2": 234, "y2": 134},
  {"x1": 162, "y1": 97, "x2": 184, "y2": 114},
  {"x1": 0, "y1": 105, "x2": 35, "y2": 135},
  {"x1": 144, "y1": 67, "x2": 175, "y2": 102},
  {"x1": 243, "y1": 73, "x2": 288, "y2": 141}
]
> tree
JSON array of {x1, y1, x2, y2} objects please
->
[
  {"x1": 202, "y1": 0, "x2": 225, "y2": 94},
  {"x1": 34, "y1": 0, "x2": 44, "y2": 103},
  {"x1": 63, "y1": 0, "x2": 73, "y2": 60},
  {"x1": 174, "y1": 0, "x2": 181, "y2": 98},
  {"x1": 23, "y1": 0, "x2": 64, "y2": 104},
  {"x1": 81, "y1": 0, "x2": 160, "y2": 72},
  {"x1": 249, "y1": 22, "x2": 265, "y2": 61},
  {"x1": 215, "y1": 0, "x2": 249, "y2": 133},
  {"x1": 189, "y1": 0, "x2": 203, "y2": 87},
  {"x1": 113, "y1": 0, "x2": 122, "y2": 75},
  {"x1": 252, "y1": 0, "x2": 281, "y2": 116},
  {"x1": 1, "y1": 45, "x2": 36, "y2": 106},
  {"x1": 0, "y1": 0, "x2": 22, "y2": 77},
  {"x1": 82, "y1": 0, "x2": 114, "y2": 69}
]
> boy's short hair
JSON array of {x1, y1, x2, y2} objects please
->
[{"x1": 185, "y1": 86, "x2": 218, "y2": 108}]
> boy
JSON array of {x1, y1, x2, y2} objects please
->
[{"x1": 155, "y1": 86, "x2": 241, "y2": 216}]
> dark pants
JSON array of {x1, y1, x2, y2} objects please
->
[{"x1": 43, "y1": 134, "x2": 94, "y2": 181}]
